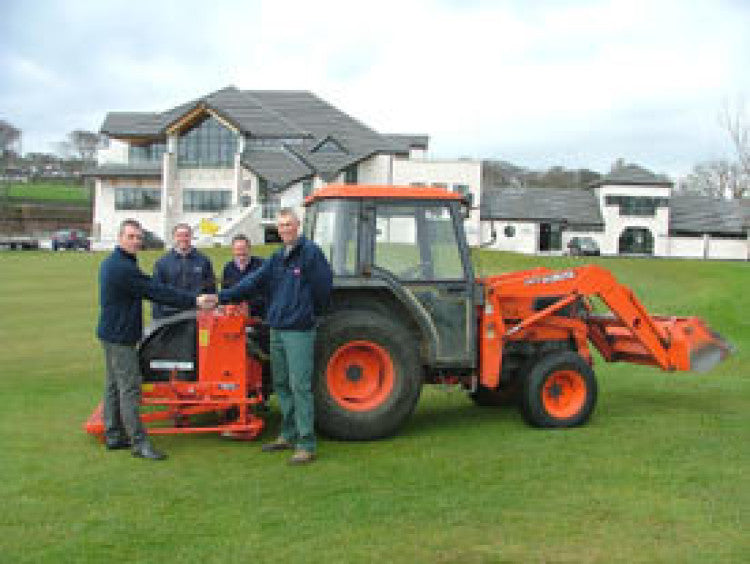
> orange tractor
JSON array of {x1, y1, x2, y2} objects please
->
[{"x1": 85, "y1": 184, "x2": 733, "y2": 442}]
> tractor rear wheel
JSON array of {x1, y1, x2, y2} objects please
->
[
  {"x1": 519, "y1": 351, "x2": 597, "y2": 428},
  {"x1": 314, "y1": 310, "x2": 422, "y2": 440}
]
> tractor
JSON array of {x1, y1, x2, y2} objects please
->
[{"x1": 85, "y1": 184, "x2": 733, "y2": 442}]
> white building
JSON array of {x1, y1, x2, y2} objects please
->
[
  {"x1": 88, "y1": 87, "x2": 480, "y2": 248},
  {"x1": 481, "y1": 164, "x2": 749, "y2": 260}
]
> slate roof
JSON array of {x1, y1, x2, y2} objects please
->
[
  {"x1": 591, "y1": 164, "x2": 673, "y2": 187},
  {"x1": 481, "y1": 188, "x2": 604, "y2": 228},
  {"x1": 241, "y1": 148, "x2": 314, "y2": 188},
  {"x1": 481, "y1": 187, "x2": 748, "y2": 236},
  {"x1": 669, "y1": 194, "x2": 746, "y2": 235},
  {"x1": 384, "y1": 134, "x2": 429, "y2": 153},
  {"x1": 99, "y1": 86, "x2": 423, "y2": 187}
]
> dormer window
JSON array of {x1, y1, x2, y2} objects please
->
[{"x1": 312, "y1": 136, "x2": 346, "y2": 153}]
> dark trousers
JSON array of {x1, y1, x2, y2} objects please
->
[{"x1": 102, "y1": 341, "x2": 146, "y2": 444}]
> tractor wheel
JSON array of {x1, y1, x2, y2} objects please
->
[
  {"x1": 314, "y1": 310, "x2": 422, "y2": 440},
  {"x1": 519, "y1": 351, "x2": 597, "y2": 428}
]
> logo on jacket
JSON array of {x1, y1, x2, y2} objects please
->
[{"x1": 293, "y1": 267, "x2": 301, "y2": 276}]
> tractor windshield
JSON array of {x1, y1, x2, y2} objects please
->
[{"x1": 373, "y1": 203, "x2": 464, "y2": 281}]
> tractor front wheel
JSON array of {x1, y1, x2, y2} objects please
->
[
  {"x1": 314, "y1": 310, "x2": 422, "y2": 440},
  {"x1": 520, "y1": 351, "x2": 597, "y2": 428}
]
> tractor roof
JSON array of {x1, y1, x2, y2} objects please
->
[{"x1": 305, "y1": 184, "x2": 466, "y2": 205}]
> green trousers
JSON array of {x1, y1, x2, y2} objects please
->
[{"x1": 270, "y1": 328, "x2": 317, "y2": 452}]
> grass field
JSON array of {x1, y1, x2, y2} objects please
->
[
  {"x1": 2, "y1": 181, "x2": 91, "y2": 203},
  {"x1": 1, "y1": 248, "x2": 748, "y2": 563}
]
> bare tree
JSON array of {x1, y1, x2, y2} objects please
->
[
  {"x1": 681, "y1": 159, "x2": 744, "y2": 199},
  {"x1": 718, "y1": 98, "x2": 750, "y2": 199}
]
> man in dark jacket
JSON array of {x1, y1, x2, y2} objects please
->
[
  {"x1": 219, "y1": 208, "x2": 332, "y2": 464},
  {"x1": 151, "y1": 223, "x2": 216, "y2": 320},
  {"x1": 222, "y1": 234, "x2": 266, "y2": 317},
  {"x1": 98, "y1": 219, "x2": 216, "y2": 460}
]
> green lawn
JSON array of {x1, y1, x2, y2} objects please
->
[
  {"x1": 2, "y1": 181, "x2": 91, "y2": 203},
  {"x1": 1, "y1": 249, "x2": 748, "y2": 563}
]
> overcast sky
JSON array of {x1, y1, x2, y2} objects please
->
[{"x1": 2, "y1": 0, "x2": 750, "y2": 177}]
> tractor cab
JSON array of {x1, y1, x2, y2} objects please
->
[{"x1": 304, "y1": 184, "x2": 479, "y2": 370}]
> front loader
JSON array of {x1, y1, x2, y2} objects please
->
[{"x1": 85, "y1": 184, "x2": 733, "y2": 442}]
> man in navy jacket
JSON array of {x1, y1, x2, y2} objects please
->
[
  {"x1": 97, "y1": 219, "x2": 216, "y2": 460},
  {"x1": 221, "y1": 234, "x2": 266, "y2": 317},
  {"x1": 151, "y1": 223, "x2": 216, "y2": 320},
  {"x1": 219, "y1": 208, "x2": 332, "y2": 464}
]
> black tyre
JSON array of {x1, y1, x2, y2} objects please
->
[
  {"x1": 519, "y1": 350, "x2": 597, "y2": 428},
  {"x1": 314, "y1": 310, "x2": 422, "y2": 440}
]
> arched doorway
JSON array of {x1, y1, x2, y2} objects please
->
[{"x1": 618, "y1": 227, "x2": 654, "y2": 255}]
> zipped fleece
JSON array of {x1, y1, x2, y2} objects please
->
[
  {"x1": 97, "y1": 247, "x2": 197, "y2": 345},
  {"x1": 218, "y1": 236, "x2": 333, "y2": 330}
]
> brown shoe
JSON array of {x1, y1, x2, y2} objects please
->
[
  {"x1": 261, "y1": 437, "x2": 294, "y2": 452},
  {"x1": 289, "y1": 449, "x2": 316, "y2": 465}
]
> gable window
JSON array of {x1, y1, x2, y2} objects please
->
[
  {"x1": 115, "y1": 187, "x2": 161, "y2": 211},
  {"x1": 178, "y1": 115, "x2": 237, "y2": 167},
  {"x1": 183, "y1": 190, "x2": 231, "y2": 212}
]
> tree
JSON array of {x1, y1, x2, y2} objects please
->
[
  {"x1": 0, "y1": 120, "x2": 21, "y2": 160},
  {"x1": 719, "y1": 98, "x2": 750, "y2": 199},
  {"x1": 680, "y1": 160, "x2": 744, "y2": 199},
  {"x1": 67, "y1": 130, "x2": 101, "y2": 163}
]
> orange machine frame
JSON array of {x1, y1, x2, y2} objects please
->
[
  {"x1": 85, "y1": 304, "x2": 264, "y2": 441},
  {"x1": 478, "y1": 264, "x2": 731, "y2": 389}
]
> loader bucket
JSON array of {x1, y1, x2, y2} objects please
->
[{"x1": 662, "y1": 317, "x2": 735, "y2": 372}]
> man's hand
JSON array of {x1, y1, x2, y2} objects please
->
[{"x1": 197, "y1": 294, "x2": 218, "y2": 309}]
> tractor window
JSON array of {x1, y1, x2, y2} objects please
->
[
  {"x1": 310, "y1": 200, "x2": 359, "y2": 275},
  {"x1": 374, "y1": 204, "x2": 464, "y2": 281}
]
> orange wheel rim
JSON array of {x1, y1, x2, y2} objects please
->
[
  {"x1": 326, "y1": 341, "x2": 395, "y2": 412},
  {"x1": 542, "y1": 369, "x2": 586, "y2": 419}
]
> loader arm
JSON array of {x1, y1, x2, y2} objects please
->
[{"x1": 479, "y1": 265, "x2": 732, "y2": 388}]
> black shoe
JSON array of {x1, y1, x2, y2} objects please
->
[
  {"x1": 131, "y1": 441, "x2": 167, "y2": 461},
  {"x1": 261, "y1": 437, "x2": 294, "y2": 452},
  {"x1": 105, "y1": 438, "x2": 131, "y2": 450}
]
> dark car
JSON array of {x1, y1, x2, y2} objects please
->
[
  {"x1": 52, "y1": 229, "x2": 90, "y2": 251},
  {"x1": 567, "y1": 236, "x2": 600, "y2": 256},
  {"x1": 141, "y1": 229, "x2": 165, "y2": 250}
]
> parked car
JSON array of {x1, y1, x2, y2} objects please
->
[
  {"x1": 52, "y1": 229, "x2": 90, "y2": 251},
  {"x1": 567, "y1": 236, "x2": 600, "y2": 256},
  {"x1": 141, "y1": 229, "x2": 165, "y2": 250}
]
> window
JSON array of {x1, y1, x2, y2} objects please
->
[
  {"x1": 374, "y1": 204, "x2": 463, "y2": 280},
  {"x1": 302, "y1": 179, "x2": 314, "y2": 199},
  {"x1": 313, "y1": 138, "x2": 345, "y2": 153},
  {"x1": 115, "y1": 187, "x2": 161, "y2": 210},
  {"x1": 129, "y1": 141, "x2": 166, "y2": 164},
  {"x1": 432, "y1": 182, "x2": 448, "y2": 189},
  {"x1": 183, "y1": 190, "x2": 231, "y2": 212},
  {"x1": 618, "y1": 227, "x2": 654, "y2": 254},
  {"x1": 605, "y1": 195, "x2": 668, "y2": 216},
  {"x1": 343, "y1": 164, "x2": 358, "y2": 184},
  {"x1": 178, "y1": 115, "x2": 237, "y2": 167},
  {"x1": 504, "y1": 225, "x2": 515, "y2": 238}
]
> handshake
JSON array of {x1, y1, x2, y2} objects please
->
[{"x1": 196, "y1": 294, "x2": 218, "y2": 309}]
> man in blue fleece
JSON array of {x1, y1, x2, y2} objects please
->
[
  {"x1": 218, "y1": 208, "x2": 332, "y2": 464},
  {"x1": 151, "y1": 223, "x2": 216, "y2": 320},
  {"x1": 98, "y1": 219, "x2": 216, "y2": 460}
]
